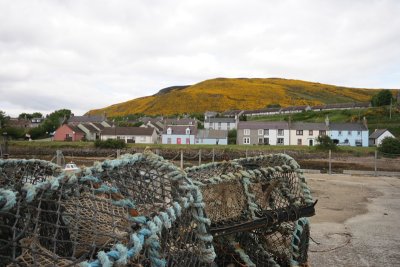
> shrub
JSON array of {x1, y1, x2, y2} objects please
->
[
  {"x1": 371, "y1": 89, "x2": 393, "y2": 107},
  {"x1": 94, "y1": 139, "x2": 126, "y2": 149},
  {"x1": 378, "y1": 137, "x2": 400, "y2": 156},
  {"x1": 228, "y1": 129, "x2": 237, "y2": 144},
  {"x1": 316, "y1": 135, "x2": 337, "y2": 151}
]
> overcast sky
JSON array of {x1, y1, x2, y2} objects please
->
[{"x1": 1, "y1": 0, "x2": 399, "y2": 117}]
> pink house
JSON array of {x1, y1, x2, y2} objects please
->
[{"x1": 53, "y1": 124, "x2": 85, "y2": 141}]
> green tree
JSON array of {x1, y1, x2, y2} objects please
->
[
  {"x1": 316, "y1": 135, "x2": 337, "y2": 151},
  {"x1": 228, "y1": 129, "x2": 237, "y2": 144},
  {"x1": 378, "y1": 137, "x2": 400, "y2": 156},
  {"x1": 371, "y1": 90, "x2": 393, "y2": 107},
  {"x1": 0, "y1": 110, "x2": 9, "y2": 128}
]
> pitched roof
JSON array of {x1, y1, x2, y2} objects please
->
[
  {"x1": 101, "y1": 127, "x2": 155, "y2": 136},
  {"x1": 80, "y1": 123, "x2": 101, "y2": 133},
  {"x1": 68, "y1": 115, "x2": 105, "y2": 123},
  {"x1": 221, "y1": 110, "x2": 243, "y2": 116},
  {"x1": 197, "y1": 129, "x2": 228, "y2": 139},
  {"x1": 312, "y1": 102, "x2": 370, "y2": 110},
  {"x1": 91, "y1": 122, "x2": 106, "y2": 130},
  {"x1": 164, "y1": 118, "x2": 196, "y2": 126},
  {"x1": 329, "y1": 123, "x2": 368, "y2": 131},
  {"x1": 238, "y1": 121, "x2": 289, "y2": 129},
  {"x1": 281, "y1": 105, "x2": 310, "y2": 112},
  {"x1": 242, "y1": 108, "x2": 281, "y2": 115},
  {"x1": 207, "y1": 117, "x2": 236, "y2": 123},
  {"x1": 163, "y1": 125, "x2": 198, "y2": 135},
  {"x1": 369, "y1": 129, "x2": 390, "y2": 139},
  {"x1": 65, "y1": 125, "x2": 85, "y2": 134},
  {"x1": 291, "y1": 122, "x2": 328, "y2": 130}
]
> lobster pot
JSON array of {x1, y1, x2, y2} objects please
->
[
  {"x1": 86, "y1": 152, "x2": 216, "y2": 266},
  {"x1": 233, "y1": 155, "x2": 313, "y2": 267},
  {"x1": 0, "y1": 159, "x2": 135, "y2": 266},
  {"x1": 0, "y1": 159, "x2": 61, "y2": 191}
]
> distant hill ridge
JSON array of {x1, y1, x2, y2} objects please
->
[{"x1": 87, "y1": 78, "x2": 381, "y2": 116}]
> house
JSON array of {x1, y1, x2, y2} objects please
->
[
  {"x1": 369, "y1": 129, "x2": 395, "y2": 146},
  {"x1": 204, "y1": 117, "x2": 237, "y2": 130},
  {"x1": 162, "y1": 126, "x2": 197, "y2": 145},
  {"x1": 101, "y1": 127, "x2": 157, "y2": 144},
  {"x1": 328, "y1": 121, "x2": 369, "y2": 147},
  {"x1": 242, "y1": 108, "x2": 281, "y2": 117},
  {"x1": 237, "y1": 121, "x2": 290, "y2": 145},
  {"x1": 53, "y1": 125, "x2": 85, "y2": 141},
  {"x1": 68, "y1": 114, "x2": 112, "y2": 127},
  {"x1": 280, "y1": 105, "x2": 311, "y2": 114},
  {"x1": 311, "y1": 102, "x2": 370, "y2": 112},
  {"x1": 289, "y1": 122, "x2": 328, "y2": 146},
  {"x1": 221, "y1": 110, "x2": 244, "y2": 117},
  {"x1": 196, "y1": 129, "x2": 228, "y2": 145},
  {"x1": 7, "y1": 118, "x2": 32, "y2": 129},
  {"x1": 204, "y1": 111, "x2": 218, "y2": 120},
  {"x1": 164, "y1": 118, "x2": 197, "y2": 126},
  {"x1": 30, "y1": 117, "x2": 44, "y2": 128},
  {"x1": 77, "y1": 123, "x2": 102, "y2": 141}
]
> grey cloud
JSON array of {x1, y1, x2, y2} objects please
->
[{"x1": 0, "y1": 0, "x2": 399, "y2": 117}]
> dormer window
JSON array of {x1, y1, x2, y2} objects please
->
[
  {"x1": 167, "y1": 127, "x2": 172, "y2": 135},
  {"x1": 186, "y1": 128, "x2": 191, "y2": 135}
]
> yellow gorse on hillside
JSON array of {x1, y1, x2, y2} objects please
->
[{"x1": 88, "y1": 78, "x2": 377, "y2": 116}]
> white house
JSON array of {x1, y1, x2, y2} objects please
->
[
  {"x1": 369, "y1": 129, "x2": 395, "y2": 146},
  {"x1": 196, "y1": 129, "x2": 228, "y2": 145},
  {"x1": 237, "y1": 121, "x2": 290, "y2": 145},
  {"x1": 101, "y1": 127, "x2": 157, "y2": 144},
  {"x1": 289, "y1": 122, "x2": 328, "y2": 146},
  {"x1": 204, "y1": 117, "x2": 237, "y2": 130},
  {"x1": 162, "y1": 126, "x2": 197, "y2": 145}
]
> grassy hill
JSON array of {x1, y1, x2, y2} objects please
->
[{"x1": 87, "y1": 78, "x2": 382, "y2": 116}]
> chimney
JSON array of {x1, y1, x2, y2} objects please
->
[
  {"x1": 363, "y1": 116, "x2": 368, "y2": 128},
  {"x1": 103, "y1": 112, "x2": 107, "y2": 120},
  {"x1": 325, "y1": 115, "x2": 330, "y2": 127}
]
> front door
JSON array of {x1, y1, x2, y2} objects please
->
[
  {"x1": 177, "y1": 138, "x2": 181, "y2": 144},
  {"x1": 309, "y1": 139, "x2": 313, "y2": 146}
]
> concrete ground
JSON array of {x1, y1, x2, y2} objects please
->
[{"x1": 306, "y1": 173, "x2": 400, "y2": 267}]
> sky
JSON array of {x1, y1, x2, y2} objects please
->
[{"x1": 0, "y1": 0, "x2": 400, "y2": 117}]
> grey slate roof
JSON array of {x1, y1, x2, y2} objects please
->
[
  {"x1": 163, "y1": 125, "x2": 197, "y2": 135},
  {"x1": 369, "y1": 129, "x2": 389, "y2": 139},
  {"x1": 80, "y1": 123, "x2": 101, "y2": 133},
  {"x1": 102, "y1": 127, "x2": 155, "y2": 136},
  {"x1": 66, "y1": 125, "x2": 85, "y2": 134},
  {"x1": 68, "y1": 115, "x2": 105, "y2": 123},
  {"x1": 291, "y1": 122, "x2": 328, "y2": 130},
  {"x1": 242, "y1": 108, "x2": 281, "y2": 115},
  {"x1": 238, "y1": 121, "x2": 289, "y2": 129},
  {"x1": 207, "y1": 117, "x2": 236, "y2": 123},
  {"x1": 91, "y1": 122, "x2": 106, "y2": 130},
  {"x1": 329, "y1": 123, "x2": 368, "y2": 131},
  {"x1": 197, "y1": 129, "x2": 228, "y2": 139}
]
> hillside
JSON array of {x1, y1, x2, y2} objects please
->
[{"x1": 87, "y1": 78, "x2": 380, "y2": 116}]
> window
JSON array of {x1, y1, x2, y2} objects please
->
[
  {"x1": 297, "y1": 139, "x2": 302, "y2": 145},
  {"x1": 244, "y1": 129, "x2": 250, "y2": 135},
  {"x1": 264, "y1": 138, "x2": 269, "y2": 145},
  {"x1": 186, "y1": 138, "x2": 190, "y2": 144},
  {"x1": 277, "y1": 138, "x2": 284, "y2": 145},
  {"x1": 319, "y1": 130, "x2": 326, "y2": 136},
  {"x1": 296, "y1": 130, "x2": 303, "y2": 136},
  {"x1": 348, "y1": 131, "x2": 352, "y2": 135},
  {"x1": 338, "y1": 131, "x2": 342, "y2": 136},
  {"x1": 258, "y1": 129, "x2": 263, "y2": 135},
  {"x1": 309, "y1": 130, "x2": 313, "y2": 136},
  {"x1": 177, "y1": 138, "x2": 181, "y2": 144},
  {"x1": 357, "y1": 131, "x2": 361, "y2": 136},
  {"x1": 186, "y1": 128, "x2": 191, "y2": 135},
  {"x1": 278, "y1": 129, "x2": 284, "y2": 136},
  {"x1": 167, "y1": 127, "x2": 172, "y2": 135},
  {"x1": 218, "y1": 122, "x2": 221, "y2": 126},
  {"x1": 243, "y1": 137, "x2": 250, "y2": 144},
  {"x1": 258, "y1": 137, "x2": 263, "y2": 144},
  {"x1": 264, "y1": 129, "x2": 269, "y2": 135}
]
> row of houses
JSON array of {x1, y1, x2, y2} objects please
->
[
  {"x1": 237, "y1": 119, "x2": 369, "y2": 146},
  {"x1": 52, "y1": 114, "x2": 393, "y2": 147},
  {"x1": 220, "y1": 102, "x2": 371, "y2": 117}
]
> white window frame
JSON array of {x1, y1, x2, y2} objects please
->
[
  {"x1": 258, "y1": 129, "x2": 263, "y2": 136},
  {"x1": 277, "y1": 138, "x2": 284, "y2": 145},
  {"x1": 244, "y1": 129, "x2": 250, "y2": 135},
  {"x1": 243, "y1": 137, "x2": 250, "y2": 144},
  {"x1": 264, "y1": 129, "x2": 269, "y2": 136},
  {"x1": 278, "y1": 129, "x2": 284, "y2": 136}
]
